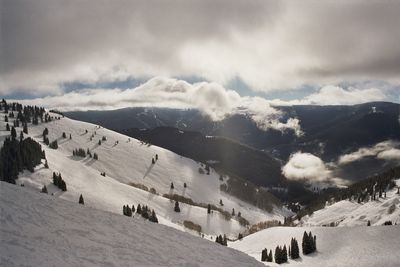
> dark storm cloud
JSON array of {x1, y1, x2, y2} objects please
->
[{"x1": 1, "y1": 0, "x2": 400, "y2": 95}]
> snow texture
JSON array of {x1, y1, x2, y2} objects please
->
[
  {"x1": 230, "y1": 225, "x2": 400, "y2": 266},
  {"x1": 0, "y1": 181, "x2": 264, "y2": 267}
]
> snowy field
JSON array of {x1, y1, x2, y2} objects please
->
[
  {"x1": 230, "y1": 225, "x2": 400, "y2": 266},
  {"x1": 0, "y1": 113, "x2": 289, "y2": 238},
  {"x1": 0, "y1": 182, "x2": 264, "y2": 267}
]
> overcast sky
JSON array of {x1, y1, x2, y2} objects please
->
[{"x1": 1, "y1": 0, "x2": 400, "y2": 105}]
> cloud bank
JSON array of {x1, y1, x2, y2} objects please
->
[
  {"x1": 338, "y1": 140, "x2": 400, "y2": 164},
  {"x1": 2, "y1": 0, "x2": 400, "y2": 96},
  {"x1": 282, "y1": 152, "x2": 346, "y2": 186},
  {"x1": 18, "y1": 77, "x2": 302, "y2": 135}
]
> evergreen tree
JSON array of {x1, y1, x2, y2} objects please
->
[
  {"x1": 149, "y1": 210, "x2": 158, "y2": 223},
  {"x1": 62, "y1": 132, "x2": 66, "y2": 138},
  {"x1": 367, "y1": 220, "x2": 371, "y2": 226},
  {"x1": 238, "y1": 233, "x2": 243, "y2": 240},
  {"x1": 131, "y1": 204, "x2": 135, "y2": 213},
  {"x1": 232, "y1": 208, "x2": 235, "y2": 216},
  {"x1": 93, "y1": 153, "x2": 98, "y2": 160},
  {"x1": 275, "y1": 246, "x2": 281, "y2": 264},
  {"x1": 170, "y1": 182, "x2": 174, "y2": 189},
  {"x1": 268, "y1": 250, "x2": 273, "y2": 262},
  {"x1": 155, "y1": 154, "x2": 158, "y2": 160},
  {"x1": 6, "y1": 123, "x2": 10, "y2": 131},
  {"x1": 41, "y1": 185, "x2": 48, "y2": 193},
  {"x1": 290, "y1": 237, "x2": 300, "y2": 259},
  {"x1": 49, "y1": 140, "x2": 58, "y2": 149},
  {"x1": 44, "y1": 160, "x2": 49, "y2": 168},
  {"x1": 282, "y1": 245, "x2": 288, "y2": 263},
  {"x1": 174, "y1": 201, "x2": 180, "y2": 212},
  {"x1": 137, "y1": 204, "x2": 142, "y2": 214},
  {"x1": 79, "y1": 194, "x2": 84, "y2": 205},
  {"x1": 261, "y1": 248, "x2": 268, "y2": 261},
  {"x1": 4, "y1": 115, "x2": 8, "y2": 122},
  {"x1": 238, "y1": 211, "x2": 241, "y2": 217},
  {"x1": 184, "y1": 182, "x2": 187, "y2": 188},
  {"x1": 23, "y1": 123, "x2": 28, "y2": 134},
  {"x1": 11, "y1": 127, "x2": 17, "y2": 140},
  {"x1": 43, "y1": 128, "x2": 49, "y2": 136},
  {"x1": 152, "y1": 158, "x2": 155, "y2": 164},
  {"x1": 219, "y1": 199, "x2": 223, "y2": 206},
  {"x1": 207, "y1": 204, "x2": 211, "y2": 214},
  {"x1": 19, "y1": 131, "x2": 24, "y2": 142}
]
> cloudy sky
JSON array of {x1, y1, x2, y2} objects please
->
[{"x1": 1, "y1": 0, "x2": 400, "y2": 106}]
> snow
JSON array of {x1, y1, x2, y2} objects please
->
[
  {"x1": 230, "y1": 225, "x2": 400, "y2": 266},
  {"x1": 0, "y1": 181, "x2": 264, "y2": 267},
  {"x1": 299, "y1": 179, "x2": 400, "y2": 227},
  {"x1": 0, "y1": 114, "x2": 288, "y2": 238}
]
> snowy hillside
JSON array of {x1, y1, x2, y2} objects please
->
[
  {"x1": 0, "y1": 181, "x2": 264, "y2": 267},
  {"x1": 230, "y1": 225, "x2": 400, "y2": 266},
  {"x1": 0, "y1": 112, "x2": 289, "y2": 238},
  {"x1": 299, "y1": 179, "x2": 400, "y2": 227}
]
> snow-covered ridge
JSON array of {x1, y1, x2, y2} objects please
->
[
  {"x1": 1, "y1": 112, "x2": 289, "y2": 238},
  {"x1": 230, "y1": 225, "x2": 400, "y2": 266},
  {"x1": 299, "y1": 179, "x2": 400, "y2": 227},
  {"x1": 0, "y1": 181, "x2": 264, "y2": 267}
]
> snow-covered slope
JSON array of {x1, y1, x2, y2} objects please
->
[
  {"x1": 0, "y1": 181, "x2": 264, "y2": 267},
  {"x1": 0, "y1": 114, "x2": 289, "y2": 238},
  {"x1": 230, "y1": 225, "x2": 400, "y2": 266},
  {"x1": 299, "y1": 179, "x2": 400, "y2": 227}
]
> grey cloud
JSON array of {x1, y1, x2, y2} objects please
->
[{"x1": 1, "y1": 0, "x2": 400, "y2": 94}]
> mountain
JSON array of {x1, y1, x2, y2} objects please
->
[
  {"x1": 66, "y1": 101, "x2": 400, "y2": 183},
  {"x1": 0, "y1": 107, "x2": 289, "y2": 239},
  {"x1": 120, "y1": 126, "x2": 285, "y2": 187},
  {"x1": 0, "y1": 181, "x2": 264, "y2": 267}
]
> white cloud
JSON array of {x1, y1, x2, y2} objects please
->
[
  {"x1": 300, "y1": 86, "x2": 387, "y2": 105},
  {"x1": 377, "y1": 148, "x2": 400, "y2": 161},
  {"x1": 282, "y1": 152, "x2": 345, "y2": 186},
  {"x1": 338, "y1": 140, "x2": 400, "y2": 165},
  {"x1": 16, "y1": 77, "x2": 302, "y2": 135}
]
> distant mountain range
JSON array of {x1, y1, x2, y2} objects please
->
[{"x1": 66, "y1": 102, "x2": 400, "y2": 186}]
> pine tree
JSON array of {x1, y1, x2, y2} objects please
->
[
  {"x1": 282, "y1": 245, "x2": 288, "y2": 263},
  {"x1": 268, "y1": 250, "x2": 273, "y2": 262},
  {"x1": 44, "y1": 160, "x2": 49, "y2": 168},
  {"x1": 4, "y1": 115, "x2": 8, "y2": 122},
  {"x1": 79, "y1": 194, "x2": 84, "y2": 205},
  {"x1": 155, "y1": 154, "x2": 158, "y2": 160},
  {"x1": 290, "y1": 237, "x2": 300, "y2": 259},
  {"x1": 238, "y1": 233, "x2": 243, "y2": 240},
  {"x1": 93, "y1": 153, "x2": 98, "y2": 160},
  {"x1": 184, "y1": 182, "x2": 187, "y2": 188},
  {"x1": 149, "y1": 210, "x2": 158, "y2": 223},
  {"x1": 232, "y1": 208, "x2": 235, "y2": 216},
  {"x1": 238, "y1": 211, "x2": 241, "y2": 217},
  {"x1": 261, "y1": 248, "x2": 268, "y2": 261},
  {"x1": 41, "y1": 185, "x2": 48, "y2": 193},
  {"x1": 62, "y1": 132, "x2": 66, "y2": 138},
  {"x1": 11, "y1": 127, "x2": 17, "y2": 140},
  {"x1": 131, "y1": 204, "x2": 135, "y2": 213},
  {"x1": 6, "y1": 123, "x2": 10, "y2": 131},
  {"x1": 23, "y1": 123, "x2": 28, "y2": 134},
  {"x1": 207, "y1": 204, "x2": 211, "y2": 214},
  {"x1": 137, "y1": 204, "x2": 142, "y2": 214},
  {"x1": 174, "y1": 201, "x2": 180, "y2": 212},
  {"x1": 152, "y1": 158, "x2": 155, "y2": 164},
  {"x1": 275, "y1": 246, "x2": 281, "y2": 264},
  {"x1": 219, "y1": 199, "x2": 223, "y2": 206},
  {"x1": 170, "y1": 182, "x2": 174, "y2": 189},
  {"x1": 19, "y1": 131, "x2": 24, "y2": 142}
]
